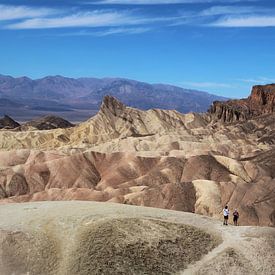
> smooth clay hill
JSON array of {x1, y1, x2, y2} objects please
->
[{"x1": 0, "y1": 84, "x2": 274, "y2": 227}]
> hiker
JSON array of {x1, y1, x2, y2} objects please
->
[
  {"x1": 233, "y1": 209, "x2": 239, "y2": 226},
  {"x1": 223, "y1": 205, "x2": 229, "y2": 225}
]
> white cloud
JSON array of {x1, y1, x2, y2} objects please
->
[
  {"x1": 6, "y1": 11, "x2": 137, "y2": 29},
  {"x1": 210, "y1": 16, "x2": 275, "y2": 27},
  {"x1": 2, "y1": 2, "x2": 275, "y2": 32},
  {"x1": 55, "y1": 27, "x2": 151, "y2": 36},
  {"x1": 97, "y1": 26, "x2": 151, "y2": 35},
  {"x1": 165, "y1": 5, "x2": 270, "y2": 27},
  {"x1": 200, "y1": 6, "x2": 259, "y2": 16},
  {"x1": 91, "y1": 0, "x2": 246, "y2": 4},
  {"x1": 0, "y1": 4, "x2": 57, "y2": 21},
  {"x1": 237, "y1": 77, "x2": 275, "y2": 84},
  {"x1": 5, "y1": 10, "x2": 177, "y2": 30},
  {"x1": 182, "y1": 81, "x2": 234, "y2": 89}
]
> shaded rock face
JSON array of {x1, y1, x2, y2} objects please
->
[
  {"x1": 0, "y1": 115, "x2": 20, "y2": 129},
  {"x1": 209, "y1": 100, "x2": 249, "y2": 123},
  {"x1": 19, "y1": 115, "x2": 74, "y2": 131},
  {"x1": 249, "y1": 84, "x2": 275, "y2": 115},
  {"x1": 100, "y1": 95, "x2": 126, "y2": 117},
  {"x1": 209, "y1": 84, "x2": 275, "y2": 123}
]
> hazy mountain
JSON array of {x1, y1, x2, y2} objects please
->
[{"x1": 0, "y1": 74, "x2": 227, "y2": 122}]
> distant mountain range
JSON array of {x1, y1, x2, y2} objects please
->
[{"x1": 0, "y1": 74, "x2": 227, "y2": 122}]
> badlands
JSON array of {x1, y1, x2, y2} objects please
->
[
  {"x1": 0, "y1": 84, "x2": 274, "y2": 227},
  {"x1": 0, "y1": 84, "x2": 274, "y2": 274}
]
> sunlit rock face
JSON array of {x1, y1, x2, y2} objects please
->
[{"x1": 209, "y1": 84, "x2": 275, "y2": 123}]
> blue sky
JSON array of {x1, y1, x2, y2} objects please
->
[{"x1": 0, "y1": 0, "x2": 275, "y2": 98}]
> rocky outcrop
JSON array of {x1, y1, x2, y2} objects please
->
[
  {"x1": 0, "y1": 115, "x2": 20, "y2": 129},
  {"x1": 209, "y1": 84, "x2": 275, "y2": 123},
  {"x1": 19, "y1": 115, "x2": 74, "y2": 130},
  {"x1": 100, "y1": 95, "x2": 127, "y2": 117},
  {"x1": 249, "y1": 84, "x2": 275, "y2": 115},
  {"x1": 209, "y1": 99, "x2": 250, "y2": 123}
]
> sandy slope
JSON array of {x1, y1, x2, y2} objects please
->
[{"x1": 0, "y1": 201, "x2": 274, "y2": 275}]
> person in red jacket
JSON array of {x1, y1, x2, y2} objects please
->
[{"x1": 233, "y1": 209, "x2": 239, "y2": 226}]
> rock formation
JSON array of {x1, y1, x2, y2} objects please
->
[
  {"x1": 0, "y1": 85, "x2": 274, "y2": 227},
  {"x1": 0, "y1": 115, "x2": 20, "y2": 129},
  {"x1": 209, "y1": 84, "x2": 275, "y2": 123},
  {"x1": 19, "y1": 115, "x2": 74, "y2": 131}
]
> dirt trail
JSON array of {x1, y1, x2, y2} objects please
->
[
  {"x1": 182, "y1": 223, "x2": 275, "y2": 275},
  {"x1": 182, "y1": 225, "x2": 242, "y2": 274}
]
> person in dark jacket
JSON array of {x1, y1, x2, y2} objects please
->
[{"x1": 233, "y1": 209, "x2": 239, "y2": 226}]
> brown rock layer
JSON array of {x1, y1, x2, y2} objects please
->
[
  {"x1": 0, "y1": 115, "x2": 20, "y2": 129},
  {"x1": 209, "y1": 84, "x2": 275, "y2": 123},
  {"x1": 19, "y1": 115, "x2": 74, "y2": 131}
]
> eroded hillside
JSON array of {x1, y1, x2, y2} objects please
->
[{"x1": 0, "y1": 85, "x2": 274, "y2": 226}]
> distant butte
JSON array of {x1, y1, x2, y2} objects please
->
[{"x1": 209, "y1": 84, "x2": 275, "y2": 123}]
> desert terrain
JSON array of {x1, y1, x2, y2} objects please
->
[
  {"x1": 0, "y1": 201, "x2": 274, "y2": 275},
  {"x1": 0, "y1": 84, "x2": 274, "y2": 274},
  {"x1": 0, "y1": 84, "x2": 274, "y2": 228}
]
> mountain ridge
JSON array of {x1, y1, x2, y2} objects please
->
[{"x1": 0, "y1": 74, "x2": 227, "y2": 122}]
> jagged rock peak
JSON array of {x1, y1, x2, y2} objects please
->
[
  {"x1": 20, "y1": 115, "x2": 74, "y2": 130},
  {"x1": 249, "y1": 84, "x2": 275, "y2": 114},
  {"x1": 209, "y1": 84, "x2": 275, "y2": 123},
  {"x1": 100, "y1": 95, "x2": 126, "y2": 116},
  {"x1": 209, "y1": 100, "x2": 250, "y2": 123},
  {"x1": 0, "y1": 115, "x2": 20, "y2": 129}
]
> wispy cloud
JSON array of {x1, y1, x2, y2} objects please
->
[
  {"x1": 6, "y1": 11, "x2": 133, "y2": 29},
  {"x1": 5, "y1": 9, "x2": 178, "y2": 30},
  {"x1": 200, "y1": 5, "x2": 261, "y2": 16},
  {"x1": 182, "y1": 81, "x2": 234, "y2": 89},
  {"x1": 91, "y1": 0, "x2": 249, "y2": 4},
  {"x1": 167, "y1": 5, "x2": 273, "y2": 27},
  {"x1": 54, "y1": 27, "x2": 151, "y2": 36},
  {"x1": 0, "y1": 4, "x2": 58, "y2": 21},
  {"x1": 2, "y1": 2, "x2": 275, "y2": 32},
  {"x1": 210, "y1": 15, "x2": 275, "y2": 27},
  {"x1": 237, "y1": 77, "x2": 275, "y2": 84},
  {"x1": 96, "y1": 26, "x2": 151, "y2": 35}
]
